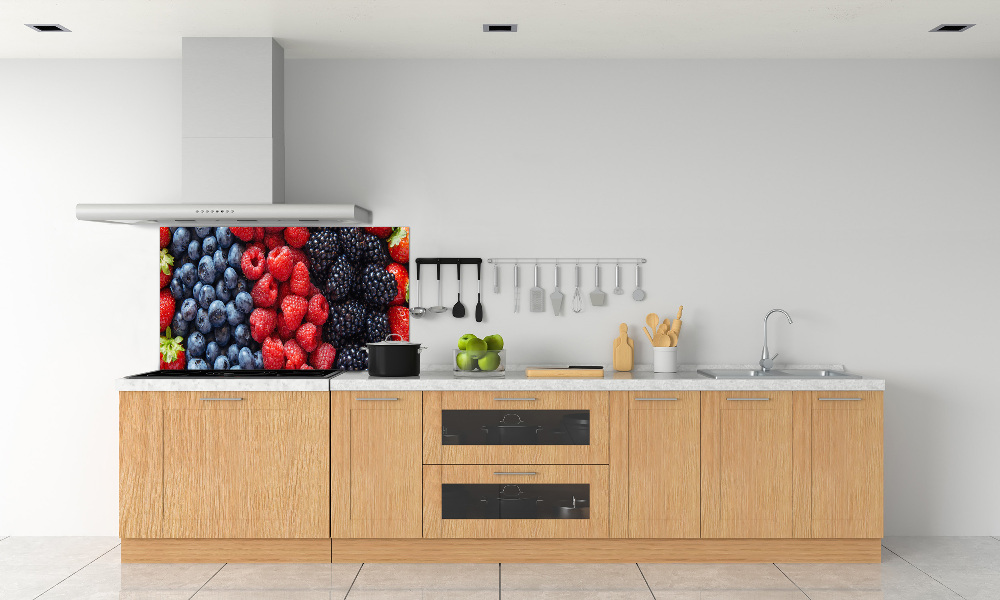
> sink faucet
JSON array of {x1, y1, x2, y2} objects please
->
[{"x1": 760, "y1": 309, "x2": 793, "y2": 372}]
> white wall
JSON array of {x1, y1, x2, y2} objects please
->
[{"x1": 1, "y1": 59, "x2": 998, "y2": 536}]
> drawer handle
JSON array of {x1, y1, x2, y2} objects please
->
[
  {"x1": 493, "y1": 472, "x2": 537, "y2": 476},
  {"x1": 357, "y1": 397, "x2": 399, "y2": 401},
  {"x1": 494, "y1": 397, "x2": 537, "y2": 401},
  {"x1": 819, "y1": 397, "x2": 863, "y2": 402},
  {"x1": 727, "y1": 397, "x2": 770, "y2": 402},
  {"x1": 200, "y1": 397, "x2": 243, "y2": 402},
  {"x1": 636, "y1": 397, "x2": 678, "y2": 401}
]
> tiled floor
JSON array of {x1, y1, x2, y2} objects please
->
[{"x1": 0, "y1": 537, "x2": 998, "y2": 599}]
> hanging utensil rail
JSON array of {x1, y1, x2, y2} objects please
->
[{"x1": 487, "y1": 258, "x2": 646, "y2": 265}]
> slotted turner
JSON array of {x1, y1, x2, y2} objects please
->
[
  {"x1": 550, "y1": 265, "x2": 565, "y2": 316},
  {"x1": 529, "y1": 264, "x2": 545, "y2": 312},
  {"x1": 589, "y1": 264, "x2": 607, "y2": 306}
]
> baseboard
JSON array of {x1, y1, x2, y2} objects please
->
[{"x1": 121, "y1": 538, "x2": 331, "y2": 563}]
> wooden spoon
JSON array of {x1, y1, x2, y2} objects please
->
[
  {"x1": 653, "y1": 323, "x2": 671, "y2": 347},
  {"x1": 643, "y1": 326, "x2": 655, "y2": 346},
  {"x1": 667, "y1": 331, "x2": 679, "y2": 347},
  {"x1": 645, "y1": 313, "x2": 659, "y2": 335}
]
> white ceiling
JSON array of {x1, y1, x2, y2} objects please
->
[{"x1": 2, "y1": 0, "x2": 997, "y2": 59}]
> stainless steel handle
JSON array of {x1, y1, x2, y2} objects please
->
[
  {"x1": 357, "y1": 397, "x2": 400, "y2": 401},
  {"x1": 494, "y1": 397, "x2": 537, "y2": 401},
  {"x1": 819, "y1": 397, "x2": 863, "y2": 402},
  {"x1": 200, "y1": 397, "x2": 243, "y2": 402},
  {"x1": 727, "y1": 397, "x2": 771, "y2": 401},
  {"x1": 636, "y1": 397, "x2": 679, "y2": 401},
  {"x1": 493, "y1": 472, "x2": 537, "y2": 475}
]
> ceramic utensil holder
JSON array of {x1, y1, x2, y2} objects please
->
[{"x1": 653, "y1": 347, "x2": 678, "y2": 373}]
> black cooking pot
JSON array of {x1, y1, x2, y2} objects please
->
[
  {"x1": 367, "y1": 334, "x2": 426, "y2": 377},
  {"x1": 498, "y1": 484, "x2": 542, "y2": 519}
]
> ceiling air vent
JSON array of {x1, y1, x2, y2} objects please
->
[
  {"x1": 25, "y1": 24, "x2": 71, "y2": 32},
  {"x1": 483, "y1": 24, "x2": 517, "y2": 32},
  {"x1": 930, "y1": 24, "x2": 975, "y2": 32}
]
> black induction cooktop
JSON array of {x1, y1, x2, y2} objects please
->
[{"x1": 127, "y1": 369, "x2": 344, "y2": 379}]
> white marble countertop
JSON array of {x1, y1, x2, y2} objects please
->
[{"x1": 117, "y1": 365, "x2": 884, "y2": 392}]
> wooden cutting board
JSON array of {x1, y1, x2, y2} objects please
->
[{"x1": 525, "y1": 367, "x2": 605, "y2": 378}]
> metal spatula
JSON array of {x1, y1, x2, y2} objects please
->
[
  {"x1": 589, "y1": 264, "x2": 607, "y2": 306},
  {"x1": 529, "y1": 264, "x2": 545, "y2": 312},
  {"x1": 550, "y1": 265, "x2": 565, "y2": 316}
]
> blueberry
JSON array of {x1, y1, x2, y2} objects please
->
[
  {"x1": 195, "y1": 308, "x2": 212, "y2": 334},
  {"x1": 253, "y1": 350, "x2": 264, "y2": 369},
  {"x1": 171, "y1": 227, "x2": 191, "y2": 256},
  {"x1": 171, "y1": 313, "x2": 190, "y2": 337},
  {"x1": 197, "y1": 255, "x2": 216, "y2": 284},
  {"x1": 231, "y1": 365, "x2": 242, "y2": 370},
  {"x1": 213, "y1": 249, "x2": 227, "y2": 275},
  {"x1": 237, "y1": 278, "x2": 249, "y2": 294},
  {"x1": 235, "y1": 291, "x2": 253, "y2": 314},
  {"x1": 225, "y1": 301, "x2": 243, "y2": 326},
  {"x1": 178, "y1": 262, "x2": 197, "y2": 287},
  {"x1": 215, "y1": 280, "x2": 232, "y2": 303},
  {"x1": 187, "y1": 239, "x2": 201, "y2": 261},
  {"x1": 238, "y1": 346, "x2": 255, "y2": 370},
  {"x1": 187, "y1": 332, "x2": 206, "y2": 358},
  {"x1": 205, "y1": 341, "x2": 220, "y2": 364},
  {"x1": 192, "y1": 280, "x2": 203, "y2": 297},
  {"x1": 227, "y1": 343, "x2": 240, "y2": 364},
  {"x1": 213, "y1": 356, "x2": 230, "y2": 370},
  {"x1": 228, "y1": 244, "x2": 242, "y2": 269},
  {"x1": 187, "y1": 358, "x2": 209, "y2": 370},
  {"x1": 202, "y1": 236, "x2": 218, "y2": 255},
  {"x1": 214, "y1": 324, "x2": 231, "y2": 345},
  {"x1": 181, "y1": 282, "x2": 193, "y2": 298},
  {"x1": 216, "y1": 227, "x2": 234, "y2": 249},
  {"x1": 208, "y1": 300, "x2": 227, "y2": 327},
  {"x1": 180, "y1": 298, "x2": 198, "y2": 321},
  {"x1": 195, "y1": 227, "x2": 212, "y2": 238},
  {"x1": 169, "y1": 277, "x2": 184, "y2": 300},
  {"x1": 224, "y1": 267, "x2": 238, "y2": 290},
  {"x1": 234, "y1": 323, "x2": 251, "y2": 347},
  {"x1": 197, "y1": 283, "x2": 215, "y2": 310}
]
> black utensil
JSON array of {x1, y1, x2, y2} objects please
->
[
  {"x1": 452, "y1": 263, "x2": 466, "y2": 318},
  {"x1": 475, "y1": 262, "x2": 484, "y2": 322}
]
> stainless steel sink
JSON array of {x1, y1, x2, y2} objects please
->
[{"x1": 697, "y1": 369, "x2": 861, "y2": 379}]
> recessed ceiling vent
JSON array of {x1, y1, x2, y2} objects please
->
[
  {"x1": 25, "y1": 24, "x2": 71, "y2": 32},
  {"x1": 930, "y1": 24, "x2": 975, "y2": 32},
  {"x1": 483, "y1": 24, "x2": 517, "y2": 32}
]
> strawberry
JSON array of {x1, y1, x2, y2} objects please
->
[
  {"x1": 388, "y1": 306, "x2": 409, "y2": 341},
  {"x1": 365, "y1": 227, "x2": 393, "y2": 239},
  {"x1": 240, "y1": 245, "x2": 266, "y2": 280},
  {"x1": 388, "y1": 226, "x2": 409, "y2": 263},
  {"x1": 307, "y1": 293, "x2": 329, "y2": 326},
  {"x1": 284, "y1": 340, "x2": 306, "y2": 369},
  {"x1": 386, "y1": 263, "x2": 409, "y2": 306},
  {"x1": 262, "y1": 336, "x2": 285, "y2": 370},
  {"x1": 159, "y1": 327, "x2": 185, "y2": 370},
  {"x1": 264, "y1": 233, "x2": 285, "y2": 251},
  {"x1": 160, "y1": 290, "x2": 175, "y2": 332},
  {"x1": 290, "y1": 262, "x2": 311, "y2": 296},
  {"x1": 310, "y1": 343, "x2": 336, "y2": 369},
  {"x1": 251, "y1": 273, "x2": 278, "y2": 307},
  {"x1": 248, "y1": 308, "x2": 277, "y2": 342},
  {"x1": 231, "y1": 227, "x2": 255, "y2": 242},
  {"x1": 159, "y1": 248, "x2": 174, "y2": 289},
  {"x1": 160, "y1": 227, "x2": 171, "y2": 248},
  {"x1": 296, "y1": 322, "x2": 320, "y2": 352},
  {"x1": 284, "y1": 227, "x2": 310, "y2": 248},
  {"x1": 267, "y1": 246, "x2": 294, "y2": 282},
  {"x1": 276, "y1": 312, "x2": 297, "y2": 340},
  {"x1": 281, "y1": 294, "x2": 309, "y2": 329}
]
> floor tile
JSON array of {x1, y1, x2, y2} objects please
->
[
  {"x1": 696, "y1": 593, "x2": 809, "y2": 600},
  {"x1": 121, "y1": 561, "x2": 224, "y2": 591},
  {"x1": 883, "y1": 536, "x2": 1000, "y2": 571},
  {"x1": 0, "y1": 564, "x2": 82, "y2": 600},
  {"x1": 776, "y1": 562, "x2": 884, "y2": 590},
  {"x1": 347, "y1": 562, "x2": 499, "y2": 599},
  {"x1": 917, "y1": 567, "x2": 1000, "y2": 600},
  {"x1": 500, "y1": 563, "x2": 651, "y2": 599},
  {"x1": 0, "y1": 536, "x2": 120, "y2": 568},
  {"x1": 638, "y1": 563, "x2": 798, "y2": 592},
  {"x1": 195, "y1": 592, "x2": 335, "y2": 599},
  {"x1": 202, "y1": 562, "x2": 360, "y2": 592}
]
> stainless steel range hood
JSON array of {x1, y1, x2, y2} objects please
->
[{"x1": 76, "y1": 37, "x2": 371, "y2": 226}]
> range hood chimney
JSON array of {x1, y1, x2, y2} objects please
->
[{"x1": 76, "y1": 37, "x2": 372, "y2": 226}]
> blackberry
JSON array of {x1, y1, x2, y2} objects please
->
[
  {"x1": 305, "y1": 227, "x2": 338, "y2": 276},
  {"x1": 365, "y1": 311, "x2": 390, "y2": 344},
  {"x1": 324, "y1": 299, "x2": 366, "y2": 347},
  {"x1": 337, "y1": 227, "x2": 365, "y2": 263},
  {"x1": 353, "y1": 263, "x2": 396, "y2": 307},
  {"x1": 323, "y1": 255, "x2": 355, "y2": 302},
  {"x1": 360, "y1": 232, "x2": 391, "y2": 267},
  {"x1": 334, "y1": 344, "x2": 368, "y2": 371}
]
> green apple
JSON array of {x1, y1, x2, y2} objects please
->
[
  {"x1": 478, "y1": 351, "x2": 501, "y2": 371},
  {"x1": 483, "y1": 334, "x2": 504, "y2": 351},
  {"x1": 455, "y1": 351, "x2": 476, "y2": 371},
  {"x1": 465, "y1": 337, "x2": 488, "y2": 359},
  {"x1": 457, "y1": 334, "x2": 478, "y2": 351}
]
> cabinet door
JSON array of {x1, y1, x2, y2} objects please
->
[
  {"x1": 702, "y1": 391, "x2": 793, "y2": 538},
  {"x1": 161, "y1": 391, "x2": 329, "y2": 539},
  {"x1": 120, "y1": 392, "x2": 164, "y2": 538},
  {"x1": 331, "y1": 391, "x2": 422, "y2": 538},
  {"x1": 805, "y1": 391, "x2": 883, "y2": 538},
  {"x1": 627, "y1": 392, "x2": 700, "y2": 538}
]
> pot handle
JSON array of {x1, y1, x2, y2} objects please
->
[{"x1": 384, "y1": 334, "x2": 403, "y2": 342}]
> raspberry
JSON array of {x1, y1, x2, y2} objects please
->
[
  {"x1": 264, "y1": 227, "x2": 284, "y2": 233},
  {"x1": 249, "y1": 308, "x2": 277, "y2": 343},
  {"x1": 284, "y1": 227, "x2": 310, "y2": 248},
  {"x1": 250, "y1": 273, "x2": 278, "y2": 307},
  {"x1": 310, "y1": 343, "x2": 336, "y2": 369},
  {"x1": 231, "y1": 227, "x2": 255, "y2": 241},
  {"x1": 365, "y1": 227, "x2": 393, "y2": 238},
  {"x1": 287, "y1": 247, "x2": 309, "y2": 269},
  {"x1": 284, "y1": 340, "x2": 306, "y2": 369},
  {"x1": 281, "y1": 294, "x2": 308, "y2": 329},
  {"x1": 276, "y1": 312, "x2": 296, "y2": 340},
  {"x1": 252, "y1": 227, "x2": 265, "y2": 241},
  {"x1": 296, "y1": 322, "x2": 320, "y2": 352},
  {"x1": 262, "y1": 337, "x2": 284, "y2": 370},
  {"x1": 290, "y1": 262, "x2": 311, "y2": 296},
  {"x1": 267, "y1": 246, "x2": 294, "y2": 282},
  {"x1": 240, "y1": 245, "x2": 266, "y2": 280},
  {"x1": 264, "y1": 233, "x2": 285, "y2": 251},
  {"x1": 307, "y1": 294, "x2": 329, "y2": 326},
  {"x1": 277, "y1": 280, "x2": 292, "y2": 305},
  {"x1": 299, "y1": 363, "x2": 314, "y2": 370}
]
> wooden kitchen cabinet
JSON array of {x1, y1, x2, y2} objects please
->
[
  {"x1": 701, "y1": 391, "x2": 794, "y2": 538},
  {"x1": 331, "y1": 391, "x2": 422, "y2": 538},
  {"x1": 621, "y1": 391, "x2": 700, "y2": 538}
]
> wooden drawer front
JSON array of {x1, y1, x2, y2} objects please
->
[
  {"x1": 423, "y1": 464, "x2": 609, "y2": 539},
  {"x1": 423, "y1": 391, "x2": 609, "y2": 465}
]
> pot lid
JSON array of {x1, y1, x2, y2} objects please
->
[{"x1": 367, "y1": 334, "x2": 421, "y2": 346}]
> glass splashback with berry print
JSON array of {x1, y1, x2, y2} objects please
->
[{"x1": 159, "y1": 226, "x2": 410, "y2": 371}]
